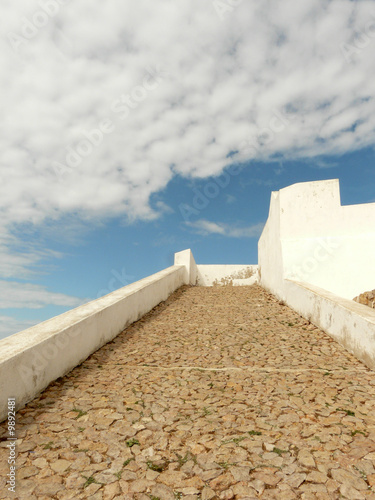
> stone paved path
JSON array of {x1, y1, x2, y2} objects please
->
[{"x1": 1, "y1": 285, "x2": 375, "y2": 499}]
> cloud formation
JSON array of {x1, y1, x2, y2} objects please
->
[
  {"x1": 1, "y1": 0, "x2": 375, "y2": 317},
  {"x1": 186, "y1": 220, "x2": 264, "y2": 238},
  {"x1": 2, "y1": 1, "x2": 375, "y2": 231},
  {"x1": 0, "y1": 280, "x2": 83, "y2": 309},
  {"x1": 0, "y1": 315, "x2": 39, "y2": 340}
]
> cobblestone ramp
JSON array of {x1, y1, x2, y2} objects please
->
[{"x1": 1, "y1": 285, "x2": 375, "y2": 500}]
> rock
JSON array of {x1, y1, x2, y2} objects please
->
[
  {"x1": 230, "y1": 466, "x2": 251, "y2": 482},
  {"x1": 306, "y1": 471, "x2": 328, "y2": 483},
  {"x1": 210, "y1": 472, "x2": 235, "y2": 491},
  {"x1": 331, "y1": 468, "x2": 368, "y2": 491},
  {"x1": 10, "y1": 478, "x2": 37, "y2": 497},
  {"x1": 85, "y1": 492, "x2": 102, "y2": 500},
  {"x1": 263, "y1": 442, "x2": 275, "y2": 452},
  {"x1": 254, "y1": 471, "x2": 283, "y2": 487},
  {"x1": 17, "y1": 466, "x2": 39, "y2": 479},
  {"x1": 94, "y1": 472, "x2": 118, "y2": 485},
  {"x1": 181, "y1": 487, "x2": 200, "y2": 495},
  {"x1": 286, "y1": 472, "x2": 307, "y2": 488},
  {"x1": 190, "y1": 443, "x2": 206, "y2": 454},
  {"x1": 201, "y1": 469, "x2": 222, "y2": 481},
  {"x1": 32, "y1": 457, "x2": 48, "y2": 468},
  {"x1": 129, "y1": 479, "x2": 154, "y2": 492},
  {"x1": 251, "y1": 479, "x2": 265, "y2": 495},
  {"x1": 90, "y1": 451, "x2": 103, "y2": 463},
  {"x1": 201, "y1": 486, "x2": 216, "y2": 499},
  {"x1": 121, "y1": 471, "x2": 137, "y2": 481},
  {"x1": 339, "y1": 483, "x2": 365, "y2": 499},
  {"x1": 119, "y1": 479, "x2": 130, "y2": 493},
  {"x1": 277, "y1": 487, "x2": 298, "y2": 499},
  {"x1": 300, "y1": 483, "x2": 328, "y2": 494},
  {"x1": 136, "y1": 429, "x2": 153, "y2": 442},
  {"x1": 35, "y1": 477, "x2": 64, "y2": 496},
  {"x1": 157, "y1": 470, "x2": 186, "y2": 487},
  {"x1": 232, "y1": 483, "x2": 257, "y2": 497},
  {"x1": 103, "y1": 482, "x2": 121, "y2": 500},
  {"x1": 263, "y1": 451, "x2": 279, "y2": 460},
  {"x1": 180, "y1": 460, "x2": 195, "y2": 474},
  {"x1": 65, "y1": 472, "x2": 86, "y2": 489},
  {"x1": 197, "y1": 454, "x2": 221, "y2": 471},
  {"x1": 298, "y1": 450, "x2": 316, "y2": 468},
  {"x1": 150, "y1": 483, "x2": 175, "y2": 500},
  {"x1": 278, "y1": 413, "x2": 300, "y2": 426},
  {"x1": 353, "y1": 289, "x2": 375, "y2": 309},
  {"x1": 50, "y1": 459, "x2": 71, "y2": 474},
  {"x1": 146, "y1": 470, "x2": 159, "y2": 480},
  {"x1": 219, "y1": 488, "x2": 234, "y2": 499},
  {"x1": 17, "y1": 440, "x2": 36, "y2": 453},
  {"x1": 326, "y1": 478, "x2": 340, "y2": 493},
  {"x1": 82, "y1": 482, "x2": 101, "y2": 496},
  {"x1": 183, "y1": 476, "x2": 205, "y2": 489}
]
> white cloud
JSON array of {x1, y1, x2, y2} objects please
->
[
  {"x1": 0, "y1": 315, "x2": 39, "y2": 340},
  {"x1": 0, "y1": 0, "x2": 374, "y2": 307},
  {"x1": 313, "y1": 159, "x2": 339, "y2": 169},
  {"x1": 186, "y1": 220, "x2": 264, "y2": 238},
  {"x1": 0, "y1": 280, "x2": 83, "y2": 309}
]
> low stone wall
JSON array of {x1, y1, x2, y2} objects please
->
[
  {"x1": 197, "y1": 265, "x2": 258, "y2": 286},
  {"x1": 0, "y1": 265, "x2": 186, "y2": 423},
  {"x1": 283, "y1": 280, "x2": 375, "y2": 370},
  {"x1": 258, "y1": 179, "x2": 375, "y2": 370},
  {"x1": 258, "y1": 179, "x2": 375, "y2": 300},
  {"x1": 174, "y1": 249, "x2": 258, "y2": 286}
]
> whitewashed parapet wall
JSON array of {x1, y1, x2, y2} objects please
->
[
  {"x1": 174, "y1": 249, "x2": 258, "y2": 286},
  {"x1": 196, "y1": 265, "x2": 258, "y2": 286},
  {"x1": 258, "y1": 179, "x2": 375, "y2": 369},
  {"x1": 259, "y1": 178, "x2": 375, "y2": 300},
  {"x1": 0, "y1": 265, "x2": 187, "y2": 423}
]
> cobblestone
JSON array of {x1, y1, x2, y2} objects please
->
[{"x1": 1, "y1": 285, "x2": 375, "y2": 499}]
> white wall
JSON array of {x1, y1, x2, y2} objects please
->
[
  {"x1": 0, "y1": 265, "x2": 186, "y2": 422},
  {"x1": 174, "y1": 250, "x2": 258, "y2": 286},
  {"x1": 174, "y1": 249, "x2": 198, "y2": 284},
  {"x1": 259, "y1": 179, "x2": 375, "y2": 370},
  {"x1": 285, "y1": 279, "x2": 375, "y2": 370},
  {"x1": 197, "y1": 265, "x2": 258, "y2": 286},
  {"x1": 259, "y1": 179, "x2": 375, "y2": 300}
]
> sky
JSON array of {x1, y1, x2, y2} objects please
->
[{"x1": 0, "y1": 0, "x2": 374, "y2": 339}]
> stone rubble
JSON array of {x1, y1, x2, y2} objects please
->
[
  {"x1": 1, "y1": 284, "x2": 375, "y2": 499},
  {"x1": 353, "y1": 290, "x2": 375, "y2": 309}
]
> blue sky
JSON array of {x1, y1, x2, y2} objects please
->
[{"x1": 1, "y1": 0, "x2": 375, "y2": 338}]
